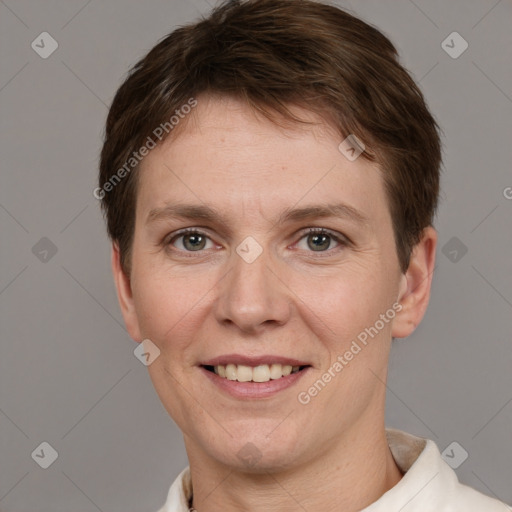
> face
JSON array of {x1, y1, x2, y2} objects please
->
[{"x1": 113, "y1": 95, "x2": 431, "y2": 472}]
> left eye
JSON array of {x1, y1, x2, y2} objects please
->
[{"x1": 295, "y1": 228, "x2": 343, "y2": 252}]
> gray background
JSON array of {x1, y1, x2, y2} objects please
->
[{"x1": 1, "y1": 0, "x2": 511, "y2": 510}]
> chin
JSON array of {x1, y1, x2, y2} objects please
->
[{"x1": 201, "y1": 429, "x2": 304, "y2": 473}]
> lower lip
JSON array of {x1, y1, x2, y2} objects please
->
[{"x1": 199, "y1": 366, "x2": 310, "y2": 399}]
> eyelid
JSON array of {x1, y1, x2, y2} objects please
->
[{"x1": 298, "y1": 226, "x2": 348, "y2": 242}]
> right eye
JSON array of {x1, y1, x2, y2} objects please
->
[{"x1": 167, "y1": 228, "x2": 216, "y2": 253}]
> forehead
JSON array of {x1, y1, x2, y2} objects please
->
[{"x1": 136, "y1": 95, "x2": 389, "y2": 229}]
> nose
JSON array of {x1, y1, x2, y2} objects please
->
[{"x1": 213, "y1": 242, "x2": 292, "y2": 334}]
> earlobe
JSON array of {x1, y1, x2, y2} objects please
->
[
  {"x1": 111, "y1": 243, "x2": 142, "y2": 342},
  {"x1": 392, "y1": 227, "x2": 437, "y2": 339}
]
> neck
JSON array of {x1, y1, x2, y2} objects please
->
[{"x1": 185, "y1": 421, "x2": 403, "y2": 512}]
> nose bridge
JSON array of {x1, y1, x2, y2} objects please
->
[{"x1": 214, "y1": 237, "x2": 291, "y2": 332}]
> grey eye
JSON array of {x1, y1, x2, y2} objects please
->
[{"x1": 170, "y1": 231, "x2": 213, "y2": 251}]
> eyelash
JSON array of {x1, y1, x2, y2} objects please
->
[{"x1": 165, "y1": 227, "x2": 348, "y2": 258}]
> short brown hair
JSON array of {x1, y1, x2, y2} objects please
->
[{"x1": 99, "y1": 0, "x2": 442, "y2": 275}]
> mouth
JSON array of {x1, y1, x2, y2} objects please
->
[
  {"x1": 201, "y1": 363, "x2": 310, "y2": 383},
  {"x1": 198, "y1": 355, "x2": 312, "y2": 398}
]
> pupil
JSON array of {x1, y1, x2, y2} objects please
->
[
  {"x1": 185, "y1": 234, "x2": 205, "y2": 251},
  {"x1": 309, "y1": 233, "x2": 330, "y2": 251}
]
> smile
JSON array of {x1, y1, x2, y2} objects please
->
[
  {"x1": 203, "y1": 363, "x2": 307, "y2": 382},
  {"x1": 200, "y1": 361, "x2": 311, "y2": 399}
]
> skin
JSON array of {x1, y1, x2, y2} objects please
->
[{"x1": 112, "y1": 94, "x2": 437, "y2": 512}]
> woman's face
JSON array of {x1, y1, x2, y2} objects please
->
[{"x1": 116, "y1": 95, "x2": 409, "y2": 471}]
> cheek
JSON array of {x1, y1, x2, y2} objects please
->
[
  {"x1": 288, "y1": 263, "x2": 394, "y2": 340},
  {"x1": 131, "y1": 269, "x2": 190, "y2": 344},
  {"x1": 130, "y1": 263, "x2": 222, "y2": 365}
]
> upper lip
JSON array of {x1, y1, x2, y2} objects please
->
[{"x1": 200, "y1": 354, "x2": 311, "y2": 367}]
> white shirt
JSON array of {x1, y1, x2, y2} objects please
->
[{"x1": 156, "y1": 428, "x2": 510, "y2": 511}]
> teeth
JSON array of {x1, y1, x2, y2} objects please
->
[
  {"x1": 226, "y1": 363, "x2": 237, "y2": 381},
  {"x1": 269, "y1": 363, "x2": 283, "y2": 380},
  {"x1": 253, "y1": 365, "x2": 270, "y2": 382},
  {"x1": 211, "y1": 363, "x2": 303, "y2": 382},
  {"x1": 237, "y1": 365, "x2": 253, "y2": 382}
]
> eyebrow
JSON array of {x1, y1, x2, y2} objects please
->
[{"x1": 146, "y1": 202, "x2": 370, "y2": 229}]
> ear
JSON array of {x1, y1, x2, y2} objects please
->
[
  {"x1": 111, "y1": 242, "x2": 142, "y2": 342},
  {"x1": 392, "y1": 226, "x2": 437, "y2": 338}
]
